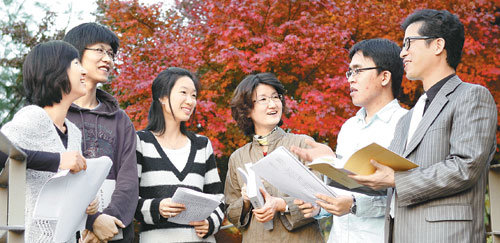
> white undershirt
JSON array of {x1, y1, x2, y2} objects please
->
[{"x1": 161, "y1": 139, "x2": 191, "y2": 172}]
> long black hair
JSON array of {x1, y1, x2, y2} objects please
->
[{"x1": 146, "y1": 67, "x2": 200, "y2": 136}]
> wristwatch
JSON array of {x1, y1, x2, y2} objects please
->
[
  {"x1": 349, "y1": 195, "x2": 357, "y2": 214},
  {"x1": 280, "y1": 205, "x2": 290, "y2": 215}
]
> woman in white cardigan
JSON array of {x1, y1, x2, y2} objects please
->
[{"x1": 1, "y1": 40, "x2": 92, "y2": 242}]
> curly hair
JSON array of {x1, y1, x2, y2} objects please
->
[{"x1": 230, "y1": 73, "x2": 287, "y2": 136}]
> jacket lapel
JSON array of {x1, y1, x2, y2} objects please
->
[
  {"x1": 393, "y1": 115, "x2": 410, "y2": 156},
  {"x1": 403, "y1": 76, "x2": 462, "y2": 157}
]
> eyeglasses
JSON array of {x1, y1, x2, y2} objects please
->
[
  {"x1": 345, "y1": 67, "x2": 381, "y2": 79},
  {"x1": 254, "y1": 94, "x2": 283, "y2": 105},
  {"x1": 402, "y1": 36, "x2": 438, "y2": 51},
  {"x1": 84, "y1": 47, "x2": 115, "y2": 60}
]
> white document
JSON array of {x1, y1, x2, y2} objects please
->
[
  {"x1": 250, "y1": 146, "x2": 337, "y2": 205},
  {"x1": 33, "y1": 156, "x2": 112, "y2": 243},
  {"x1": 169, "y1": 187, "x2": 223, "y2": 225},
  {"x1": 237, "y1": 164, "x2": 273, "y2": 230},
  {"x1": 96, "y1": 180, "x2": 123, "y2": 240}
]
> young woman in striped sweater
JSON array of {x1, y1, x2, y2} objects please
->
[{"x1": 135, "y1": 67, "x2": 224, "y2": 242}]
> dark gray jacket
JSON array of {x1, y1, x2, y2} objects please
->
[{"x1": 67, "y1": 89, "x2": 138, "y2": 242}]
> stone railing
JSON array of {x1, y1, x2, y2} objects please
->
[{"x1": 0, "y1": 132, "x2": 26, "y2": 243}]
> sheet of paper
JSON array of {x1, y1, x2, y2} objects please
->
[
  {"x1": 237, "y1": 164, "x2": 273, "y2": 230},
  {"x1": 169, "y1": 187, "x2": 223, "y2": 225},
  {"x1": 33, "y1": 156, "x2": 112, "y2": 243},
  {"x1": 243, "y1": 163, "x2": 267, "y2": 206},
  {"x1": 250, "y1": 146, "x2": 336, "y2": 204}
]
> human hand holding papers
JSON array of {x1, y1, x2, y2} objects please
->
[
  {"x1": 168, "y1": 187, "x2": 223, "y2": 225},
  {"x1": 237, "y1": 164, "x2": 273, "y2": 230},
  {"x1": 307, "y1": 143, "x2": 418, "y2": 190},
  {"x1": 349, "y1": 159, "x2": 398, "y2": 190},
  {"x1": 250, "y1": 146, "x2": 336, "y2": 205},
  {"x1": 33, "y1": 156, "x2": 112, "y2": 243}
]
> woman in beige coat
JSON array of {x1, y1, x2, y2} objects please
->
[{"x1": 224, "y1": 73, "x2": 324, "y2": 243}]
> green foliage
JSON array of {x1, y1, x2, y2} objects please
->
[{"x1": 0, "y1": 0, "x2": 66, "y2": 125}]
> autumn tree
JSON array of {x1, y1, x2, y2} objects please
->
[
  {"x1": 101, "y1": 0, "x2": 355, "y2": 158},
  {"x1": 0, "y1": 1, "x2": 68, "y2": 125},
  {"x1": 101, "y1": 0, "x2": 499, "y2": 161},
  {"x1": 99, "y1": 0, "x2": 498, "y2": 241}
]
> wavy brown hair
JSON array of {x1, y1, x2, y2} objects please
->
[{"x1": 230, "y1": 73, "x2": 287, "y2": 136}]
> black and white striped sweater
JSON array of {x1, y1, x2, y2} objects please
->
[{"x1": 135, "y1": 130, "x2": 224, "y2": 242}]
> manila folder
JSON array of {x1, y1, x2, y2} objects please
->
[
  {"x1": 308, "y1": 157, "x2": 363, "y2": 189},
  {"x1": 343, "y1": 143, "x2": 418, "y2": 175}
]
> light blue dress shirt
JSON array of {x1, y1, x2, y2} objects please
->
[{"x1": 316, "y1": 99, "x2": 407, "y2": 243}]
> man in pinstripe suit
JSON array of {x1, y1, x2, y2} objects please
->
[{"x1": 349, "y1": 9, "x2": 497, "y2": 243}]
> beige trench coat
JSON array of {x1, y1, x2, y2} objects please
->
[{"x1": 224, "y1": 128, "x2": 324, "y2": 243}]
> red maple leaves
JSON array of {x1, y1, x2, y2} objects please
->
[{"x1": 100, "y1": 0, "x2": 499, "y2": 157}]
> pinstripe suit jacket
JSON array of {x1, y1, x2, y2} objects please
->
[{"x1": 385, "y1": 76, "x2": 497, "y2": 243}]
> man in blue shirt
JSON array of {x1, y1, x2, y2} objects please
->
[{"x1": 293, "y1": 38, "x2": 405, "y2": 243}]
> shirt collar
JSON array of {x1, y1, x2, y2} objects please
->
[
  {"x1": 425, "y1": 74, "x2": 455, "y2": 103},
  {"x1": 355, "y1": 99, "x2": 401, "y2": 124},
  {"x1": 252, "y1": 127, "x2": 286, "y2": 146}
]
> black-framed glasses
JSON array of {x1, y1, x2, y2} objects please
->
[
  {"x1": 402, "y1": 36, "x2": 438, "y2": 51},
  {"x1": 345, "y1": 67, "x2": 381, "y2": 79},
  {"x1": 84, "y1": 47, "x2": 115, "y2": 60},
  {"x1": 253, "y1": 94, "x2": 283, "y2": 105}
]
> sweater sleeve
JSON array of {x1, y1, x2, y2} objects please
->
[
  {"x1": 224, "y1": 152, "x2": 253, "y2": 229},
  {"x1": 0, "y1": 149, "x2": 60, "y2": 172},
  {"x1": 87, "y1": 117, "x2": 139, "y2": 230},
  {"x1": 134, "y1": 133, "x2": 171, "y2": 227},
  {"x1": 134, "y1": 133, "x2": 162, "y2": 225},
  {"x1": 201, "y1": 139, "x2": 224, "y2": 238}
]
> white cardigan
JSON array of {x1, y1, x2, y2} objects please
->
[{"x1": 1, "y1": 105, "x2": 81, "y2": 243}]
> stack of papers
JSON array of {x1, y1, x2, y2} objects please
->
[
  {"x1": 169, "y1": 187, "x2": 223, "y2": 225},
  {"x1": 250, "y1": 146, "x2": 336, "y2": 204},
  {"x1": 237, "y1": 164, "x2": 273, "y2": 230}
]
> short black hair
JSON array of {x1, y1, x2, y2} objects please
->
[
  {"x1": 349, "y1": 38, "x2": 404, "y2": 98},
  {"x1": 23, "y1": 40, "x2": 79, "y2": 107},
  {"x1": 146, "y1": 67, "x2": 200, "y2": 136},
  {"x1": 402, "y1": 9, "x2": 464, "y2": 69},
  {"x1": 230, "y1": 73, "x2": 287, "y2": 136},
  {"x1": 63, "y1": 22, "x2": 119, "y2": 59}
]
